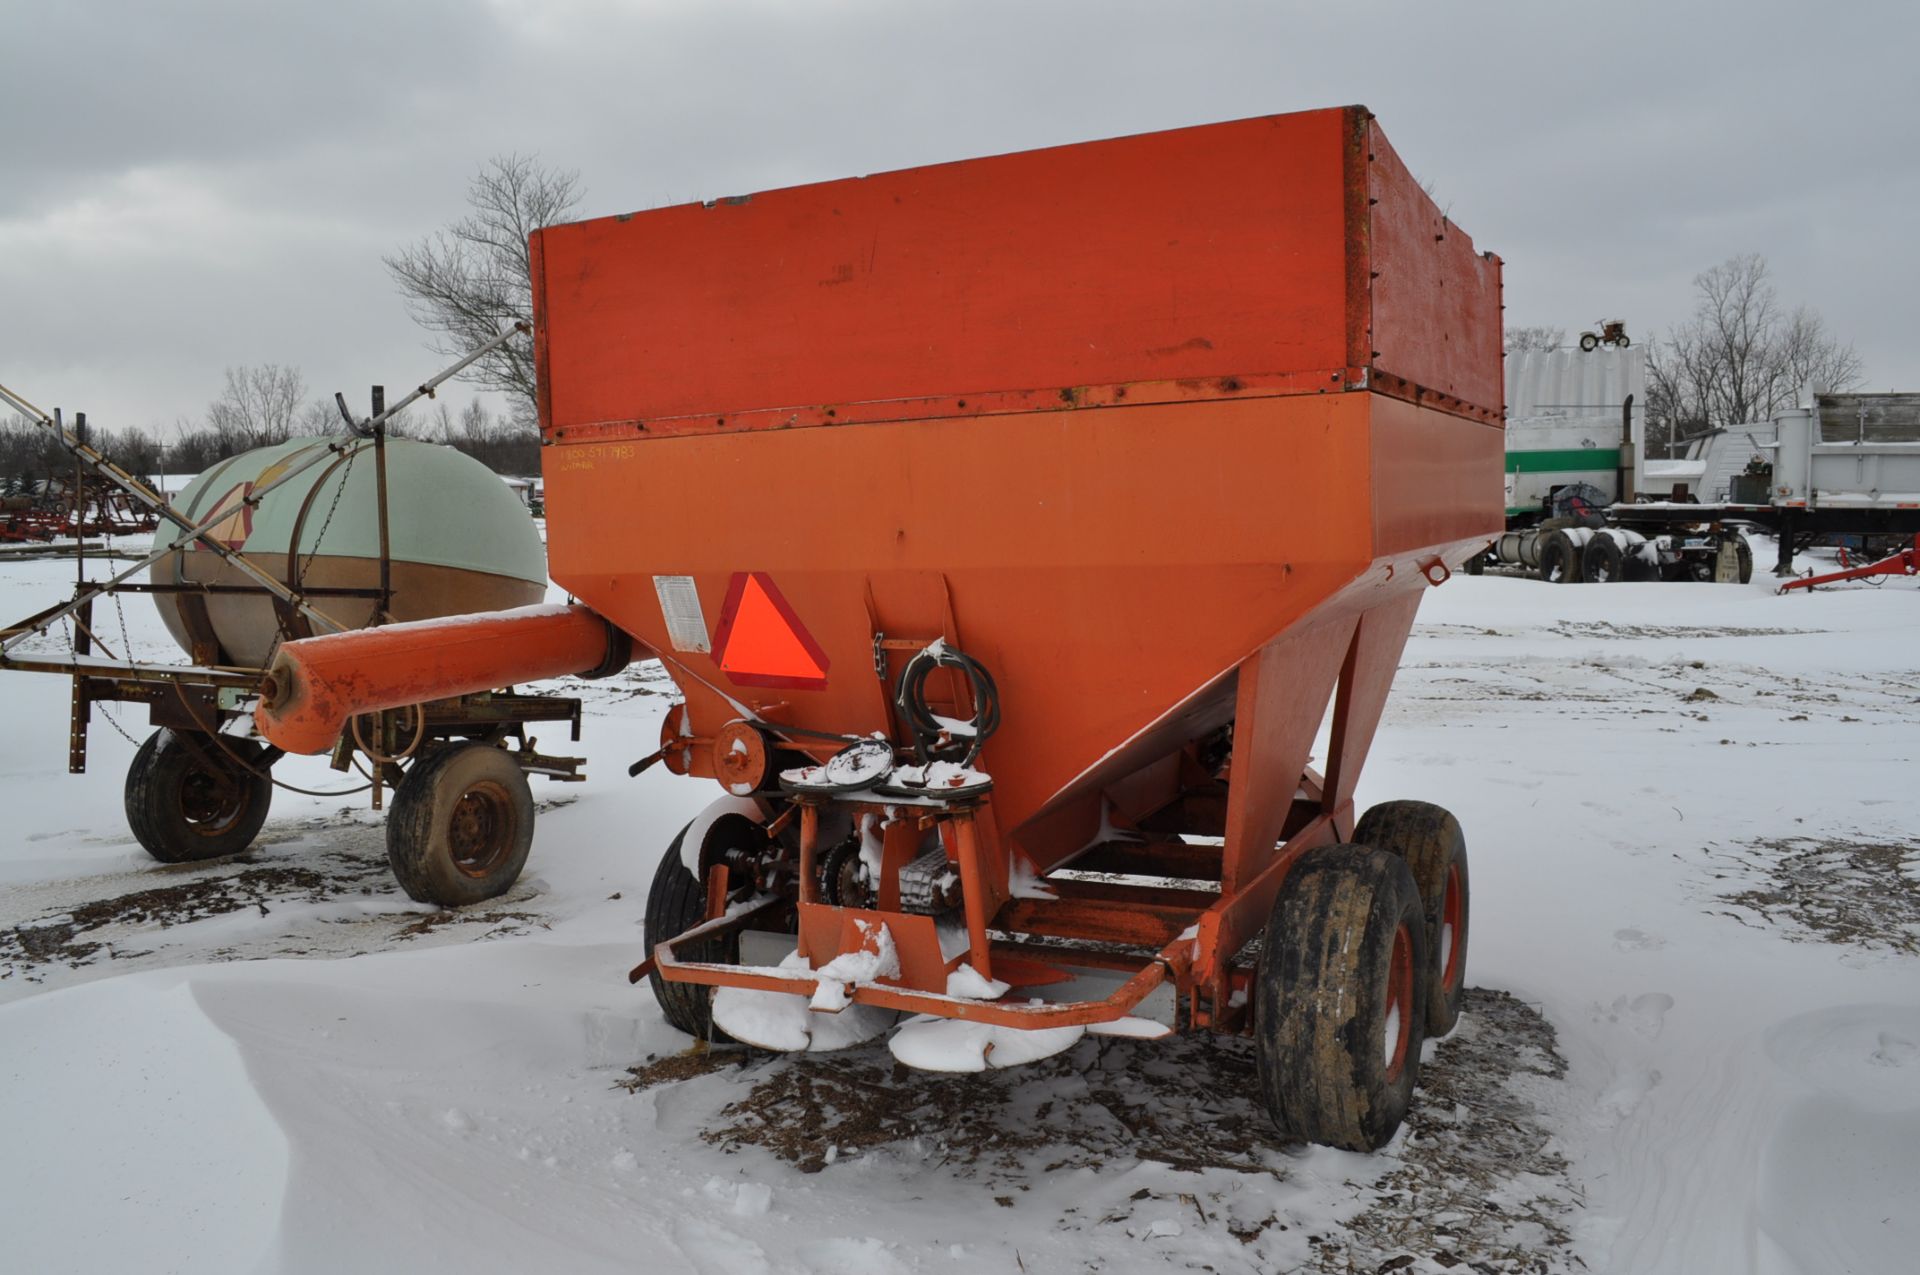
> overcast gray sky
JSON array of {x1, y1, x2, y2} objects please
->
[{"x1": 4, "y1": 0, "x2": 1915, "y2": 434}]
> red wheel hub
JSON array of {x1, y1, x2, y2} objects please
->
[
  {"x1": 1438, "y1": 861, "x2": 1464, "y2": 994},
  {"x1": 1384, "y1": 921, "x2": 1414, "y2": 1082}
]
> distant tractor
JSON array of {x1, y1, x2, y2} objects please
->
[{"x1": 1578, "y1": 320, "x2": 1630, "y2": 352}]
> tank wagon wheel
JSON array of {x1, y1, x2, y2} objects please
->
[
  {"x1": 644, "y1": 811, "x2": 771, "y2": 1041},
  {"x1": 1351, "y1": 801, "x2": 1470, "y2": 1037},
  {"x1": 1582, "y1": 533, "x2": 1625, "y2": 584},
  {"x1": 124, "y1": 728, "x2": 275, "y2": 863},
  {"x1": 1254, "y1": 844, "x2": 1428, "y2": 1151},
  {"x1": 1537, "y1": 530, "x2": 1583, "y2": 584},
  {"x1": 386, "y1": 743, "x2": 534, "y2": 907}
]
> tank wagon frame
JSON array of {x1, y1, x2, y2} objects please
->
[{"x1": 0, "y1": 355, "x2": 589, "y2": 906}]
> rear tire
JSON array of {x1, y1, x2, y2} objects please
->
[
  {"x1": 386, "y1": 744, "x2": 534, "y2": 907},
  {"x1": 1579, "y1": 333, "x2": 1600, "y2": 352},
  {"x1": 124, "y1": 728, "x2": 273, "y2": 863},
  {"x1": 1352, "y1": 801, "x2": 1470, "y2": 1037},
  {"x1": 1582, "y1": 533, "x2": 1626, "y2": 584},
  {"x1": 645, "y1": 811, "x2": 768, "y2": 1041},
  {"x1": 1734, "y1": 536, "x2": 1754, "y2": 584},
  {"x1": 1538, "y1": 530, "x2": 1583, "y2": 583},
  {"x1": 1254, "y1": 844, "x2": 1428, "y2": 1151}
]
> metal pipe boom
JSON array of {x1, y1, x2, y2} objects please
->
[{"x1": 254, "y1": 605, "x2": 630, "y2": 754}]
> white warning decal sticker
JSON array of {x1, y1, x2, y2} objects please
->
[{"x1": 653, "y1": 575, "x2": 710, "y2": 653}]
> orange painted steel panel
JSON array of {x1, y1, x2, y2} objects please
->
[
  {"x1": 1365, "y1": 122, "x2": 1505, "y2": 413},
  {"x1": 254, "y1": 606, "x2": 620, "y2": 754},
  {"x1": 1219, "y1": 617, "x2": 1356, "y2": 895},
  {"x1": 535, "y1": 109, "x2": 1354, "y2": 435},
  {"x1": 796, "y1": 903, "x2": 949, "y2": 993},
  {"x1": 532, "y1": 105, "x2": 1502, "y2": 443},
  {"x1": 545, "y1": 394, "x2": 1498, "y2": 850}
]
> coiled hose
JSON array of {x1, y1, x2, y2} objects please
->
[{"x1": 893, "y1": 641, "x2": 1000, "y2": 767}]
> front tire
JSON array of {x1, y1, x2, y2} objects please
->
[
  {"x1": 644, "y1": 810, "x2": 768, "y2": 1041},
  {"x1": 386, "y1": 743, "x2": 534, "y2": 907},
  {"x1": 124, "y1": 728, "x2": 273, "y2": 863},
  {"x1": 1254, "y1": 844, "x2": 1429, "y2": 1151}
]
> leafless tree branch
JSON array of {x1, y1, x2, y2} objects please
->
[{"x1": 383, "y1": 154, "x2": 582, "y2": 426}]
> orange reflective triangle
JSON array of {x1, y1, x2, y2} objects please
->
[{"x1": 712, "y1": 572, "x2": 831, "y2": 689}]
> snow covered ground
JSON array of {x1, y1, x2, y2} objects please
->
[{"x1": 2, "y1": 536, "x2": 1916, "y2": 1274}]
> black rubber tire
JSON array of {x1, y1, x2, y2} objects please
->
[
  {"x1": 1351, "y1": 801, "x2": 1471, "y2": 1038},
  {"x1": 1538, "y1": 530, "x2": 1583, "y2": 583},
  {"x1": 386, "y1": 743, "x2": 534, "y2": 907},
  {"x1": 1579, "y1": 333, "x2": 1600, "y2": 352},
  {"x1": 1614, "y1": 334, "x2": 1631, "y2": 349},
  {"x1": 1462, "y1": 547, "x2": 1486, "y2": 576},
  {"x1": 124, "y1": 728, "x2": 273, "y2": 863},
  {"x1": 1582, "y1": 533, "x2": 1626, "y2": 584},
  {"x1": 1254, "y1": 844, "x2": 1429, "y2": 1151},
  {"x1": 1734, "y1": 536, "x2": 1754, "y2": 584},
  {"x1": 644, "y1": 812, "x2": 767, "y2": 1041}
]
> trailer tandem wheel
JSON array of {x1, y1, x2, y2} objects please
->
[
  {"x1": 1582, "y1": 534, "x2": 1625, "y2": 584},
  {"x1": 124, "y1": 728, "x2": 274, "y2": 863},
  {"x1": 1254, "y1": 844, "x2": 1429, "y2": 1152},
  {"x1": 644, "y1": 812, "x2": 769, "y2": 1041},
  {"x1": 1538, "y1": 530, "x2": 1583, "y2": 583},
  {"x1": 1351, "y1": 801, "x2": 1470, "y2": 1037},
  {"x1": 386, "y1": 743, "x2": 534, "y2": 907}
]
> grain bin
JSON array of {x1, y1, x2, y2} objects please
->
[
  {"x1": 154, "y1": 437, "x2": 548, "y2": 667},
  {"x1": 257, "y1": 106, "x2": 1503, "y2": 1151}
]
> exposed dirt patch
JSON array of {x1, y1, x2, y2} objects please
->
[
  {"x1": 0, "y1": 857, "x2": 380, "y2": 977},
  {"x1": 1709, "y1": 837, "x2": 1920, "y2": 955},
  {"x1": 393, "y1": 907, "x2": 549, "y2": 941},
  {"x1": 697, "y1": 1029, "x2": 1280, "y2": 1179},
  {"x1": 619, "y1": 1046, "x2": 756, "y2": 1091},
  {"x1": 1549, "y1": 621, "x2": 1821, "y2": 641},
  {"x1": 1327, "y1": 989, "x2": 1577, "y2": 1273},
  {"x1": 642, "y1": 988, "x2": 1580, "y2": 1271}
]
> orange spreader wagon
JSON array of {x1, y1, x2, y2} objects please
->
[{"x1": 257, "y1": 105, "x2": 1503, "y2": 1150}]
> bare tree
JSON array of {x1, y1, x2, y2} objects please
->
[
  {"x1": 384, "y1": 154, "x2": 582, "y2": 424},
  {"x1": 208, "y1": 364, "x2": 305, "y2": 450},
  {"x1": 1504, "y1": 325, "x2": 1566, "y2": 354},
  {"x1": 1647, "y1": 253, "x2": 1862, "y2": 453},
  {"x1": 1774, "y1": 305, "x2": 1864, "y2": 402}
]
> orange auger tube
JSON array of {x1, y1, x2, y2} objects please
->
[{"x1": 254, "y1": 604, "x2": 630, "y2": 754}]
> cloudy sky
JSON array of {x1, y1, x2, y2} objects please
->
[{"x1": 4, "y1": 0, "x2": 1915, "y2": 434}]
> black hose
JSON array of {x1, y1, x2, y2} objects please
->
[{"x1": 894, "y1": 642, "x2": 999, "y2": 767}]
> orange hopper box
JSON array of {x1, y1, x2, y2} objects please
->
[{"x1": 260, "y1": 104, "x2": 1503, "y2": 1151}]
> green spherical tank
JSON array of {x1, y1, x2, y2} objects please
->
[{"x1": 152, "y1": 437, "x2": 548, "y2": 668}]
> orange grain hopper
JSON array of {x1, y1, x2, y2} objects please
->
[{"x1": 259, "y1": 106, "x2": 1503, "y2": 1150}]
